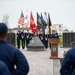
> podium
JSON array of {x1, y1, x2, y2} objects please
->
[{"x1": 48, "y1": 38, "x2": 60, "y2": 59}]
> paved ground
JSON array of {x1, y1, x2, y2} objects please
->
[{"x1": 19, "y1": 47, "x2": 71, "y2": 75}]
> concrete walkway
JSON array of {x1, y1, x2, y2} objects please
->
[{"x1": 20, "y1": 47, "x2": 70, "y2": 75}]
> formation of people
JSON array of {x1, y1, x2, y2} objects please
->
[
  {"x1": 16, "y1": 29, "x2": 34, "y2": 49},
  {"x1": 16, "y1": 29, "x2": 59, "y2": 49}
]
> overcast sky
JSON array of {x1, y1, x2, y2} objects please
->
[{"x1": 0, "y1": 0, "x2": 75, "y2": 31}]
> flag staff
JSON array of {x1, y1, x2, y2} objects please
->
[{"x1": 48, "y1": 13, "x2": 52, "y2": 34}]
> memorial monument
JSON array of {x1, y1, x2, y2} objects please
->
[{"x1": 27, "y1": 36, "x2": 45, "y2": 51}]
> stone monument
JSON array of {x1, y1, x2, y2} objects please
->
[{"x1": 27, "y1": 36, "x2": 45, "y2": 51}]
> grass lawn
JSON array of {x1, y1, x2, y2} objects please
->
[{"x1": 59, "y1": 35, "x2": 63, "y2": 46}]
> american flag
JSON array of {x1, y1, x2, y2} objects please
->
[{"x1": 18, "y1": 11, "x2": 25, "y2": 26}]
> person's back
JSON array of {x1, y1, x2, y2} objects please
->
[
  {"x1": 0, "y1": 60, "x2": 10, "y2": 75},
  {"x1": 60, "y1": 48, "x2": 75, "y2": 75},
  {"x1": 0, "y1": 23, "x2": 29, "y2": 75}
]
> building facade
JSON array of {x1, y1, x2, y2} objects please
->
[
  {"x1": 3, "y1": 14, "x2": 9, "y2": 27},
  {"x1": 51, "y1": 24, "x2": 69, "y2": 35}
]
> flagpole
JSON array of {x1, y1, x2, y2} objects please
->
[
  {"x1": 49, "y1": 25, "x2": 51, "y2": 34},
  {"x1": 48, "y1": 13, "x2": 52, "y2": 34}
]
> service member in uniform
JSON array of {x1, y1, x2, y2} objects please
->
[
  {"x1": 0, "y1": 23, "x2": 29, "y2": 75},
  {"x1": 26, "y1": 30, "x2": 30, "y2": 48},
  {"x1": 40, "y1": 34, "x2": 44, "y2": 44},
  {"x1": 16, "y1": 30, "x2": 21, "y2": 49},
  {"x1": 40, "y1": 33, "x2": 46, "y2": 48},
  {"x1": 54, "y1": 30, "x2": 59, "y2": 38},
  {"x1": 29, "y1": 31, "x2": 34, "y2": 40},
  {"x1": 51, "y1": 30, "x2": 59, "y2": 38},
  {"x1": 21, "y1": 30, "x2": 25, "y2": 49},
  {"x1": 44, "y1": 34, "x2": 48, "y2": 49},
  {"x1": 0, "y1": 60, "x2": 10, "y2": 75},
  {"x1": 60, "y1": 48, "x2": 75, "y2": 75},
  {"x1": 48, "y1": 30, "x2": 56, "y2": 49}
]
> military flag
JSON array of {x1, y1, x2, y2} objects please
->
[
  {"x1": 18, "y1": 11, "x2": 25, "y2": 27},
  {"x1": 48, "y1": 13, "x2": 52, "y2": 34},
  {"x1": 37, "y1": 12, "x2": 43, "y2": 27},
  {"x1": 40, "y1": 13, "x2": 47, "y2": 33},
  {"x1": 44, "y1": 12, "x2": 49, "y2": 34},
  {"x1": 44, "y1": 12, "x2": 47, "y2": 23},
  {"x1": 30, "y1": 12, "x2": 38, "y2": 34},
  {"x1": 40, "y1": 13, "x2": 47, "y2": 26}
]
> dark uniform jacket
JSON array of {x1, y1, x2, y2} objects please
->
[
  {"x1": 0, "y1": 40, "x2": 29, "y2": 75},
  {"x1": 48, "y1": 33, "x2": 59, "y2": 38},
  {"x1": 60, "y1": 48, "x2": 75, "y2": 75},
  {"x1": 0, "y1": 60, "x2": 10, "y2": 75}
]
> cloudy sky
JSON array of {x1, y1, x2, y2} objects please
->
[{"x1": 0, "y1": 0, "x2": 75, "y2": 31}]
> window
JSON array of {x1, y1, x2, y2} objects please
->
[{"x1": 59, "y1": 25, "x2": 61, "y2": 28}]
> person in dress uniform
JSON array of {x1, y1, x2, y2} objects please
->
[
  {"x1": 26, "y1": 30, "x2": 30, "y2": 48},
  {"x1": 39, "y1": 34, "x2": 43, "y2": 43},
  {"x1": 16, "y1": 30, "x2": 21, "y2": 49},
  {"x1": 44, "y1": 34, "x2": 48, "y2": 49},
  {"x1": 38, "y1": 29, "x2": 42, "y2": 39},
  {"x1": 48, "y1": 30, "x2": 56, "y2": 49},
  {"x1": 51, "y1": 30, "x2": 59, "y2": 38},
  {"x1": 21, "y1": 30, "x2": 25, "y2": 49},
  {"x1": 40, "y1": 33, "x2": 45, "y2": 46},
  {"x1": 48, "y1": 30, "x2": 59, "y2": 49},
  {"x1": 54, "y1": 30, "x2": 59, "y2": 38},
  {"x1": 29, "y1": 31, "x2": 34, "y2": 40}
]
